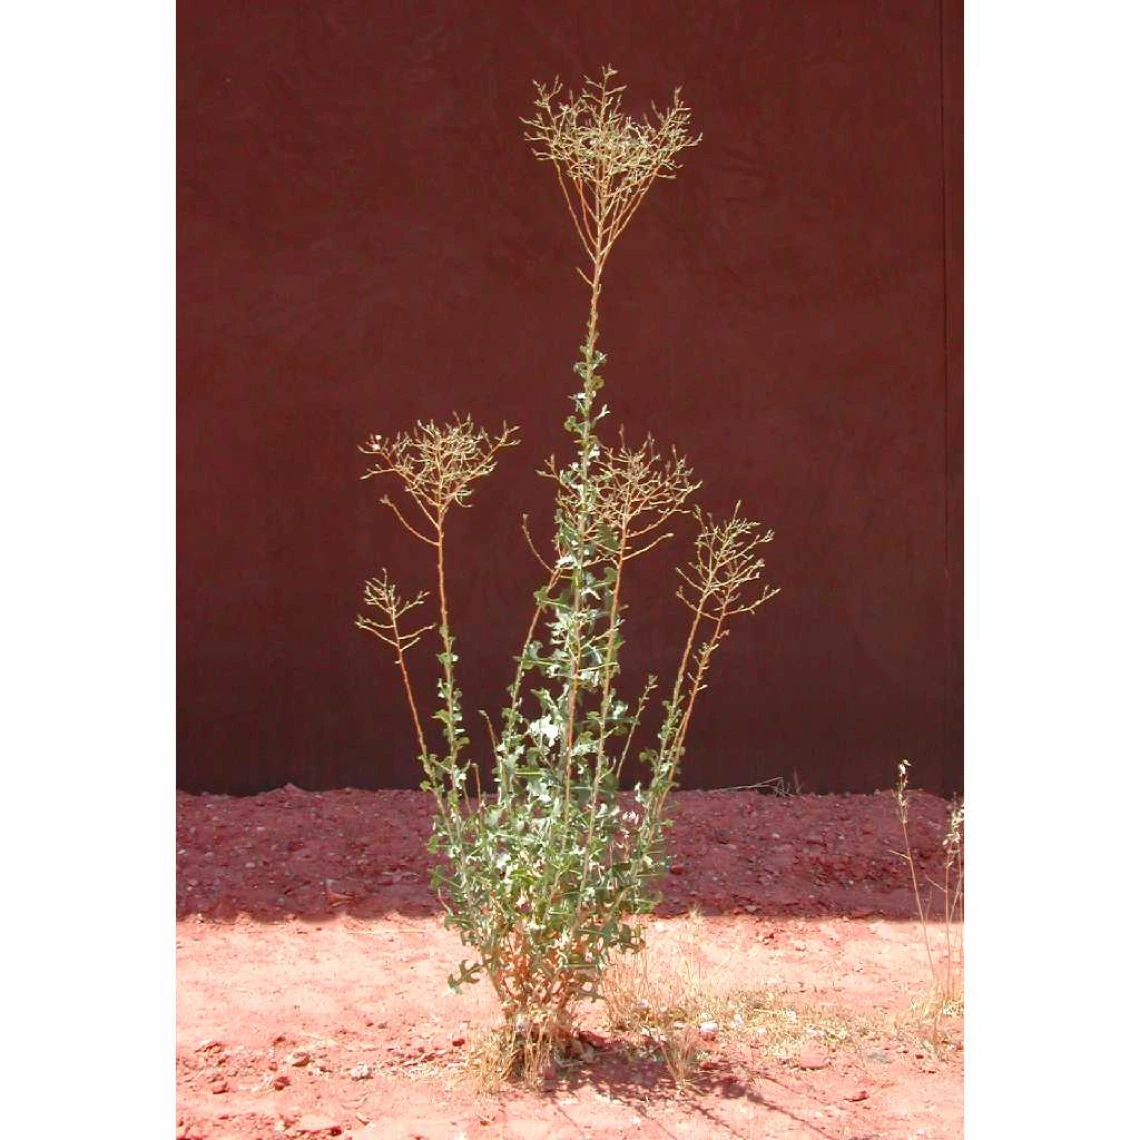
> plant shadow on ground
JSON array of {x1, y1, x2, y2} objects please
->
[
  {"x1": 175, "y1": 786, "x2": 959, "y2": 926},
  {"x1": 529, "y1": 1045, "x2": 861, "y2": 1140}
]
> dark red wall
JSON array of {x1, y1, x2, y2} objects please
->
[{"x1": 178, "y1": 0, "x2": 963, "y2": 796}]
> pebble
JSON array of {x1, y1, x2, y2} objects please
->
[
  {"x1": 348, "y1": 1064, "x2": 373, "y2": 1080},
  {"x1": 272, "y1": 1074, "x2": 290, "y2": 1090},
  {"x1": 286, "y1": 1050, "x2": 312, "y2": 1067},
  {"x1": 210, "y1": 1078, "x2": 228, "y2": 1094},
  {"x1": 797, "y1": 1050, "x2": 829, "y2": 1070},
  {"x1": 845, "y1": 1088, "x2": 870, "y2": 1102},
  {"x1": 293, "y1": 1115, "x2": 342, "y2": 1135}
]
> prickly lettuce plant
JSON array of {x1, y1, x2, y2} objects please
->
[{"x1": 357, "y1": 69, "x2": 779, "y2": 1062}]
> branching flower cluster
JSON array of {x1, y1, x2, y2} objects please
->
[
  {"x1": 355, "y1": 71, "x2": 780, "y2": 1070},
  {"x1": 594, "y1": 434, "x2": 700, "y2": 561},
  {"x1": 523, "y1": 66, "x2": 700, "y2": 289},
  {"x1": 356, "y1": 572, "x2": 433, "y2": 758},
  {"x1": 677, "y1": 506, "x2": 780, "y2": 620},
  {"x1": 357, "y1": 572, "x2": 431, "y2": 652},
  {"x1": 361, "y1": 415, "x2": 518, "y2": 544}
]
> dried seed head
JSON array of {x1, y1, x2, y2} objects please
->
[
  {"x1": 523, "y1": 68, "x2": 700, "y2": 273},
  {"x1": 677, "y1": 504, "x2": 780, "y2": 618},
  {"x1": 594, "y1": 434, "x2": 699, "y2": 558},
  {"x1": 356, "y1": 571, "x2": 433, "y2": 652},
  {"x1": 361, "y1": 415, "x2": 519, "y2": 539}
]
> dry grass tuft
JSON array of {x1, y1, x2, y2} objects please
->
[
  {"x1": 603, "y1": 911, "x2": 718, "y2": 1089},
  {"x1": 602, "y1": 911, "x2": 875, "y2": 1088},
  {"x1": 464, "y1": 1019, "x2": 567, "y2": 1093},
  {"x1": 733, "y1": 992, "x2": 875, "y2": 1060},
  {"x1": 895, "y1": 990, "x2": 964, "y2": 1059}
]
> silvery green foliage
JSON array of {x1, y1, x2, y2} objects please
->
[{"x1": 429, "y1": 344, "x2": 681, "y2": 1027}]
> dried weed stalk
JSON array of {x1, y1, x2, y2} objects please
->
[{"x1": 893, "y1": 759, "x2": 965, "y2": 1053}]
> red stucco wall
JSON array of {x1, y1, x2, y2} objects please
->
[{"x1": 178, "y1": 0, "x2": 962, "y2": 795}]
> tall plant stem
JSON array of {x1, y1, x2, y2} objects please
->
[
  {"x1": 435, "y1": 530, "x2": 455, "y2": 754},
  {"x1": 646, "y1": 590, "x2": 724, "y2": 824},
  {"x1": 593, "y1": 546, "x2": 627, "y2": 762},
  {"x1": 559, "y1": 255, "x2": 606, "y2": 846},
  {"x1": 900, "y1": 812, "x2": 937, "y2": 981},
  {"x1": 501, "y1": 562, "x2": 561, "y2": 802},
  {"x1": 673, "y1": 605, "x2": 728, "y2": 766},
  {"x1": 660, "y1": 585, "x2": 712, "y2": 765},
  {"x1": 562, "y1": 257, "x2": 605, "y2": 760},
  {"x1": 574, "y1": 539, "x2": 632, "y2": 920},
  {"x1": 393, "y1": 639, "x2": 428, "y2": 763},
  {"x1": 432, "y1": 525, "x2": 474, "y2": 817}
]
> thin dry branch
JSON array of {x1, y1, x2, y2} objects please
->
[{"x1": 520, "y1": 513, "x2": 554, "y2": 572}]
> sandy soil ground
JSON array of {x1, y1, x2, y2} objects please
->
[{"x1": 176, "y1": 786, "x2": 963, "y2": 1139}]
